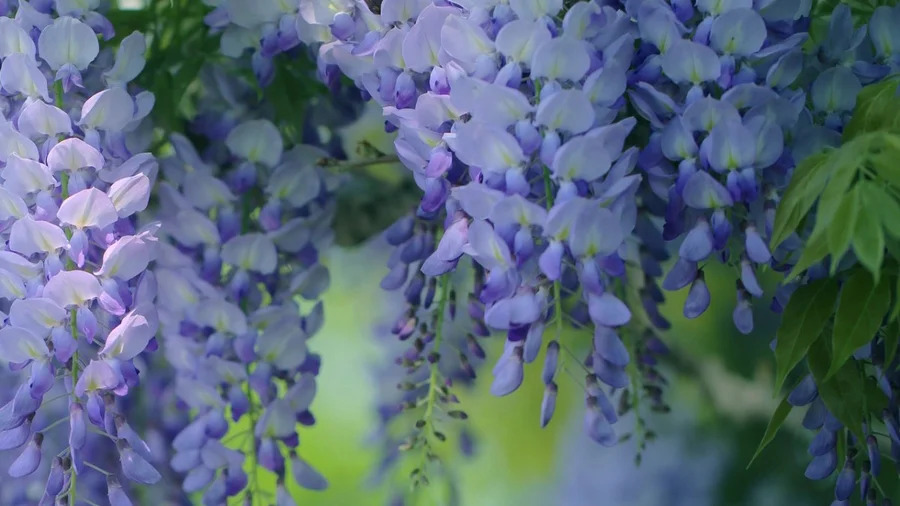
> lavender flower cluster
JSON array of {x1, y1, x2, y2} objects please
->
[
  {"x1": 0, "y1": 1, "x2": 163, "y2": 504},
  {"x1": 0, "y1": 0, "x2": 897, "y2": 503},
  {"x1": 282, "y1": 0, "x2": 898, "y2": 499}
]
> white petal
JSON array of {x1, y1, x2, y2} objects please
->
[
  {"x1": 57, "y1": 188, "x2": 119, "y2": 229},
  {"x1": 107, "y1": 173, "x2": 151, "y2": 218}
]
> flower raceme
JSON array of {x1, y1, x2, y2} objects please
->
[
  {"x1": 153, "y1": 97, "x2": 334, "y2": 503},
  {"x1": 283, "y1": 0, "x2": 900, "y2": 498},
  {"x1": 0, "y1": 2, "x2": 161, "y2": 504}
]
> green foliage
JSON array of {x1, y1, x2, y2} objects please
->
[
  {"x1": 808, "y1": 340, "x2": 887, "y2": 438},
  {"x1": 776, "y1": 132, "x2": 900, "y2": 282},
  {"x1": 746, "y1": 397, "x2": 792, "y2": 469},
  {"x1": 773, "y1": 278, "x2": 839, "y2": 393},
  {"x1": 761, "y1": 72, "x2": 900, "y2": 465},
  {"x1": 843, "y1": 77, "x2": 900, "y2": 139},
  {"x1": 828, "y1": 269, "x2": 891, "y2": 377}
]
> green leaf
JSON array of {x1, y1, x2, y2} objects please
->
[
  {"x1": 774, "y1": 278, "x2": 840, "y2": 392},
  {"x1": 786, "y1": 229, "x2": 829, "y2": 281},
  {"x1": 869, "y1": 133, "x2": 900, "y2": 189},
  {"x1": 863, "y1": 182, "x2": 900, "y2": 239},
  {"x1": 808, "y1": 340, "x2": 867, "y2": 439},
  {"x1": 885, "y1": 318, "x2": 900, "y2": 371},
  {"x1": 853, "y1": 185, "x2": 886, "y2": 281},
  {"x1": 829, "y1": 269, "x2": 891, "y2": 378},
  {"x1": 826, "y1": 185, "x2": 861, "y2": 273},
  {"x1": 843, "y1": 77, "x2": 900, "y2": 140},
  {"x1": 770, "y1": 152, "x2": 831, "y2": 248},
  {"x1": 893, "y1": 273, "x2": 900, "y2": 322},
  {"x1": 746, "y1": 397, "x2": 793, "y2": 469}
]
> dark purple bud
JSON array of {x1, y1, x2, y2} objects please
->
[
  {"x1": 466, "y1": 334, "x2": 486, "y2": 360},
  {"x1": 868, "y1": 435, "x2": 880, "y2": 476},
  {"x1": 803, "y1": 399, "x2": 827, "y2": 430},
  {"x1": 203, "y1": 474, "x2": 227, "y2": 506},
  {"x1": 107, "y1": 476, "x2": 133, "y2": 506},
  {"x1": 540, "y1": 382, "x2": 558, "y2": 428},
  {"x1": 732, "y1": 288, "x2": 754, "y2": 334},
  {"x1": 170, "y1": 450, "x2": 201, "y2": 473},
  {"x1": 679, "y1": 218, "x2": 713, "y2": 262},
  {"x1": 825, "y1": 411, "x2": 843, "y2": 432},
  {"x1": 593, "y1": 355, "x2": 629, "y2": 389},
  {"x1": 204, "y1": 409, "x2": 228, "y2": 439},
  {"x1": 860, "y1": 461, "x2": 871, "y2": 501},
  {"x1": 296, "y1": 410, "x2": 316, "y2": 426},
  {"x1": 183, "y1": 465, "x2": 214, "y2": 493},
  {"x1": 229, "y1": 387, "x2": 250, "y2": 422},
  {"x1": 448, "y1": 289, "x2": 457, "y2": 319},
  {"x1": 330, "y1": 11, "x2": 354, "y2": 40},
  {"x1": 173, "y1": 418, "x2": 207, "y2": 452},
  {"x1": 0, "y1": 419, "x2": 31, "y2": 451},
  {"x1": 805, "y1": 449, "x2": 838, "y2": 480},
  {"x1": 394, "y1": 72, "x2": 417, "y2": 109},
  {"x1": 258, "y1": 438, "x2": 284, "y2": 473},
  {"x1": 51, "y1": 327, "x2": 77, "y2": 364},
  {"x1": 542, "y1": 341, "x2": 559, "y2": 385},
  {"x1": 234, "y1": 333, "x2": 257, "y2": 364},
  {"x1": 788, "y1": 375, "x2": 818, "y2": 406},
  {"x1": 523, "y1": 323, "x2": 544, "y2": 364},
  {"x1": 834, "y1": 459, "x2": 855, "y2": 500},
  {"x1": 381, "y1": 262, "x2": 409, "y2": 291},
  {"x1": 539, "y1": 241, "x2": 564, "y2": 281},
  {"x1": 423, "y1": 277, "x2": 437, "y2": 309},
  {"x1": 594, "y1": 326, "x2": 629, "y2": 367},
  {"x1": 12, "y1": 383, "x2": 40, "y2": 418},
  {"x1": 662, "y1": 258, "x2": 698, "y2": 291},
  {"x1": 118, "y1": 440, "x2": 161, "y2": 484},
  {"x1": 86, "y1": 391, "x2": 104, "y2": 426},
  {"x1": 710, "y1": 208, "x2": 731, "y2": 250},
  {"x1": 225, "y1": 464, "x2": 248, "y2": 496},
  {"x1": 490, "y1": 346, "x2": 524, "y2": 396},
  {"x1": 116, "y1": 416, "x2": 152, "y2": 464},
  {"x1": 29, "y1": 360, "x2": 53, "y2": 398},
  {"x1": 385, "y1": 216, "x2": 415, "y2": 246},
  {"x1": 515, "y1": 120, "x2": 541, "y2": 155},
  {"x1": 683, "y1": 271, "x2": 711, "y2": 319},
  {"x1": 404, "y1": 273, "x2": 425, "y2": 305},
  {"x1": 45, "y1": 457, "x2": 64, "y2": 497},
  {"x1": 745, "y1": 225, "x2": 771, "y2": 264},
  {"x1": 291, "y1": 454, "x2": 328, "y2": 490},
  {"x1": 809, "y1": 428, "x2": 837, "y2": 456},
  {"x1": 584, "y1": 397, "x2": 616, "y2": 446},
  {"x1": 68, "y1": 402, "x2": 86, "y2": 451},
  {"x1": 884, "y1": 410, "x2": 900, "y2": 444}
]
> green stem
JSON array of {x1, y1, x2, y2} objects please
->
[
  {"x1": 418, "y1": 276, "x2": 451, "y2": 479},
  {"x1": 54, "y1": 80, "x2": 63, "y2": 109},
  {"x1": 321, "y1": 155, "x2": 400, "y2": 173},
  {"x1": 243, "y1": 367, "x2": 259, "y2": 506},
  {"x1": 541, "y1": 165, "x2": 565, "y2": 358},
  {"x1": 61, "y1": 170, "x2": 80, "y2": 506}
]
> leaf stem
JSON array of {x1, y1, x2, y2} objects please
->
[{"x1": 320, "y1": 155, "x2": 400, "y2": 173}]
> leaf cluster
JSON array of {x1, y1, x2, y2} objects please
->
[{"x1": 753, "y1": 76, "x2": 900, "y2": 465}]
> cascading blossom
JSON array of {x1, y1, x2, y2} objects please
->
[
  {"x1": 153, "y1": 97, "x2": 335, "y2": 503},
  {"x1": 296, "y1": 0, "x2": 649, "y2": 449},
  {"x1": 0, "y1": 1, "x2": 162, "y2": 504},
  {"x1": 285, "y1": 0, "x2": 900, "y2": 500}
]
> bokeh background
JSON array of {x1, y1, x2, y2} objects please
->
[{"x1": 277, "y1": 105, "x2": 840, "y2": 506}]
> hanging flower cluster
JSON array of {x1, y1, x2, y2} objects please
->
[{"x1": 0, "y1": 1, "x2": 162, "y2": 504}]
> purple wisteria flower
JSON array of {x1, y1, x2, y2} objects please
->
[{"x1": 0, "y1": 1, "x2": 161, "y2": 504}]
